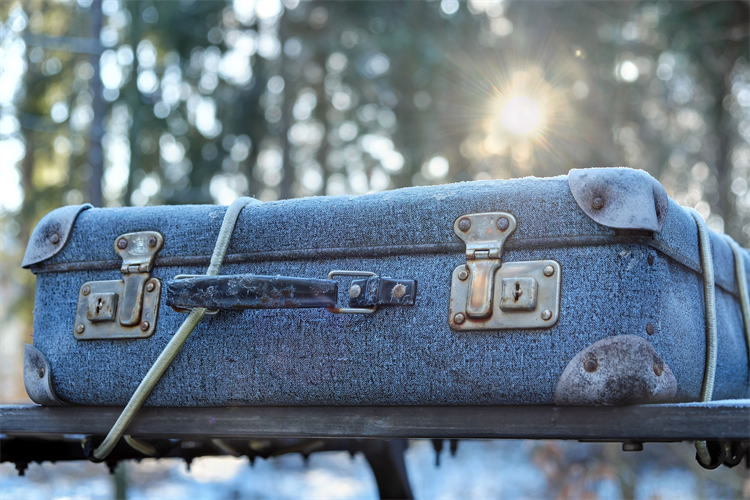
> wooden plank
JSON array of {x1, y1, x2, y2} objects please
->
[{"x1": 1, "y1": 402, "x2": 748, "y2": 441}]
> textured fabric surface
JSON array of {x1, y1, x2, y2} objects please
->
[
  {"x1": 44, "y1": 177, "x2": 614, "y2": 264},
  {"x1": 30, "y1": 174, "x2": 750, "y2": 406}
]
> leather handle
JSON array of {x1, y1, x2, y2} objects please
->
[
  {"x1": 166, "y1": 273, "x2": 418, "y2": 313},
  {"x1": 166, "y1": 274, "x2": 338, "y2": 311}
]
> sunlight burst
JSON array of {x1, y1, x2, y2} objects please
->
[
  {"x1": 500, "y1": 95, "x2": 544, "y2": 136},
  {"x1": 476, "y1": 66, "x2": 574, "y2": 169}
]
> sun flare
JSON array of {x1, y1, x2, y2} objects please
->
[
  {"x1": 500, "y1": 95, "x2": 545, "y2": 136},
  {"x1": 477, "y1": 66, "x2": 572, "y2": 166}
]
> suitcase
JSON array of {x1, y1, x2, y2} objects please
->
[{"x1": 22, "y1": 167, "x2": 750, "y2": 408}]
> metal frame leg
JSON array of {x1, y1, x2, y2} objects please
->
[{"x1": 363, "y1": 440, "x2": 414, "y2": 500}]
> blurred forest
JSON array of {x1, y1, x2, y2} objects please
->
[{"x1": 0, "y1": 0, "x2": 749, "y2": 400}]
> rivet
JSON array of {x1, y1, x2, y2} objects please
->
[
  {"x1": 392, "y1": 283, "x2": 406, "y2": 299},
  {"x1": 82, "y1": 286, "x2": 91, "y2": 296},
  {"x1": 75, "y1": 324, "x2": 85, "y2": 334},
  {"x1": 584, "y1": 358, "x2": 598, "y2": 373},
  {"x1": 117, "y1": 238, "x2": 128, "y2": 249},
  {"x1": 646, "y1": 323, "x2": 655, "y2": 335},
  {"x1": 591, "y1": 196, "x2": 605, "y2": 210},
  {"x1": 647, "y1": 254, "x2": 655, "y2": 266},
  {"x1": 458, "y1": 218, "x2": 471, "y2": 232},
  {"x1": 37, "y1": 367, "x2": 45, "y2": 379},
  {"x1": 458, "y1": 269, "x2": 469, "y2": 281},
  {"x1": 543, "y1": 265, "x2": 554, "y2": 277},
  {"x1": 147, "y1": 236, "x2": 157, "y2": 247},
  {"x1": 653, "y1": 363, "x2": 663, "y2": 377},
  {"x1": 496, "y1": 217, "x2": 509, "y2": 231},
  {"x1": 541, "y1": 309, "x2": 552, "y2": 321},
  {"x1": 146, "y1": 282, "x2": 155, "y2": 293},
  {"x1": 140, "y1": 321, "x2": 150, "y2": 332},
  {"x1": 453, "y1": 312, "x2": 466, "y2": 324},
  {"x1": 349, "y1": 284, "x2": 361, "y2": 299},
  {"x1": 49, "y1": 233, "x2": 60, "y2": 244}
]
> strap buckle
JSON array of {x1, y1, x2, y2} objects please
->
[{"x1": 326, "y1": 270, "x2": 378, "y2": 314}]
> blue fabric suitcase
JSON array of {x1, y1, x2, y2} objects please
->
[{"x1": 22, "y1": 167, "x2": 750, "y2": 408}]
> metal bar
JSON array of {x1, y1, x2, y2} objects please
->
[
  {"x1": 1, "y1": 402, "x2": 748, "y2": 441},
  {"x1": 363, "y1": 440, "x2": 414, "y2": 500},
  {"x1": 166, "y1": 274, "x2": 338, "y2": 310}
]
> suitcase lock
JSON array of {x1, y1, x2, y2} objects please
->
[
  {"x1": 73, "y1": 231, "x2": 164, "y2": 340},
  {"x1": 449, "y1": 213, "x2": 561, "y2": 331}
]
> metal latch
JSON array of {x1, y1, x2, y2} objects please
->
[
  {"x1": 74, "y1": 232, "x2": 164, "y2": 340},
  {"x1": 448, "y1": 213, "x2": 561, "y2": 331}
]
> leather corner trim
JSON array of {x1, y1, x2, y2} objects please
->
[
  {"x1": 23, "y1": 344, "x2": 65, "y2": 406},
  {"x1": 568, "y1": 168, "x2": 668, "y2": 233},
  {"x1": 554, "y1": 335, "x2": 677, "y2": 406},
  {"x1": 22, "y1": 204, "x2": 92, "y2": 268}
]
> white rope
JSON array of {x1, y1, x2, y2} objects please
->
[
  {"x1": 91, "y1": 197, "x2": 253, "y2": 461},
  {"x1": 688, "y1": 209, "x2": 717, "y2": 467},
  {"x1": 211, "y1": 439, "x2": 243, "y2": 457},
  {"x1": 724, "y1": 236, "x2": 750, "y2": 373},
  {"x1": 123, "y1": 435, "x2": 158, "y2": 456}
]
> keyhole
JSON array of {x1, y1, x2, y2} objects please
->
[
  {"x1": 96, "y1": 297, "x2": 103, "y2": 314},
  {"x1": 513, "y1": 282, "x2": 523, "y2": 301}
]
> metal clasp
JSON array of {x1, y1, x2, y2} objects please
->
[
  {"x1": 73, "y1": 232, "x2": 164, "y2": 340},
  {"x1": 454, "y1": 213, "x2": 517, "y2": 319},
  {"x1": 449, "y1": 213, "x2": 561, "y2": 331},
  {"x1": 326, "y1": 270, "x2": 378, "y2": 314}
]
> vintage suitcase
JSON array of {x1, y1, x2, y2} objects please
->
[{"x1": 22, "y1": 167, "x2": 750, "y2": 409}]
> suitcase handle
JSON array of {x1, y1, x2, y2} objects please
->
[{"x1": 165, "y1": 270, "x2": 417, "y2": 315}]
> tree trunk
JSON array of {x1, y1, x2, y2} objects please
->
[{"x1": 87, "y1": 0, "x2": 104, "y2": 207}]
